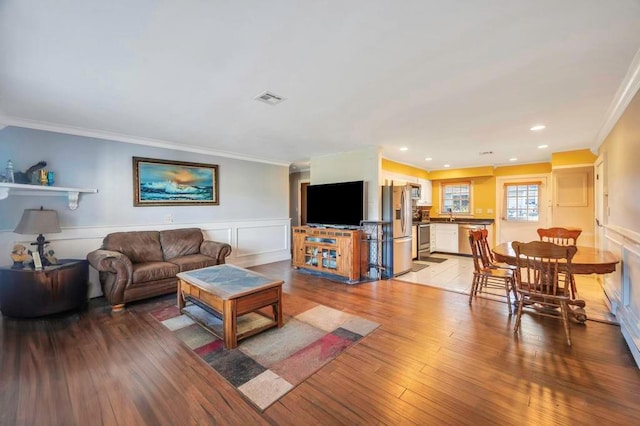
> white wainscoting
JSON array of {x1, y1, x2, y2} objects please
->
[
  {"x1": 602, "y1": 225, "x2": 640, "y2": 368},
  {"x1": 0, "y1": 218, "x2": 291, "y2": 298}
]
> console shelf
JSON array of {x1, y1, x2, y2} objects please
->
[
  {"x1": 292, "y1": 226, "x2": 362, "y2": 282},
  {"x1": 0, "y1": 183, "x2": 98, "y2": 210}
]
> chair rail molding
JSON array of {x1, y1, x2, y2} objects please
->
[
  {"x1": 0, "y1": 183, "x2": 98, "y2": 210},
  {"x1": 0, "y1": 218, "x2": 292, "y2": 298},
  {"x1": 602, "y1": 224, "x2": 640, "y2": 368}
]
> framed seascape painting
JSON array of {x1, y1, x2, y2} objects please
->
[{"x1": 133, "y1": 157, "x2": 219, "y2": 206}]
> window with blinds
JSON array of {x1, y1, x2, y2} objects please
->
[{"x1": 504, "y1": 182, "x2": 540, "y2": 222}]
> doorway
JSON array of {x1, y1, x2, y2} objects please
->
[
  {"x1": 495, "y1": 174, "x2": 551, "y2": 244},
  {"x1": 299, "y1": 181, "x2": 309, "y2": 226}
]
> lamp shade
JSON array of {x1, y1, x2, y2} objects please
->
[{"x1": 14, "y1": 208, "x2": 61, "y2": 235}]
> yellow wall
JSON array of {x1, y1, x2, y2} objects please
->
[
  {"x1": 598, "y1": 89, "x2": 640, "y2": 234},
  {"x1": 384, "y1": 156, "x2": 589, "y2": 225},
  {"x1": 428, "y1": 166, "x2": 494, "y2": 180},
  {"x1": 551, "y1": 166, "x2": 594, "y2": 246},
  {"x1": 381, "y1": 159, "x2": 429, "y2": 179},
  {"x1": 494, "y1": 162, "x2": 551, "y2": 176},
  {"x1": 551, "y1": 149, "x2": 597, "y2": 167},
  {"x1": 431, "y1": 176, "x2": 496, "y2": 219},
  {"x1": 429, "y1": 163, "x2": 550, "y2": 219}
]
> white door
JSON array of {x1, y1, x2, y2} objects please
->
[{"x1": 496, "y1": 175, "x2": 551, "y2": 244}]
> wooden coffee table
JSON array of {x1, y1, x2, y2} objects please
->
[{"x1": 177, "y1": 264, "x2": 283, "y2": 349}]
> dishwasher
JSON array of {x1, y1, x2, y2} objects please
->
[{"x1": 458, "y1": 224, "x2": 485, "y2": 255}]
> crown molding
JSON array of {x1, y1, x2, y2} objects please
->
[
  {"x1": 596, "y1": 46, "x2": 640, "y2": 146},
  {"x1": 2, "y1": 116, "x2": 291, "y2": 167}
]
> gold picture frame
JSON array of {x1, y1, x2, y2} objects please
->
[{"x1": 133, "y1": 157, "x2": 219, "y2": 206}]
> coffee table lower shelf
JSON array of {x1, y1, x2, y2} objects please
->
[
  {"x1": 183, "y1": 296, "x2": 280, "y2": 344},
  {"x1": 177, "y1": 271, "x2": 283, "y2": 349}
]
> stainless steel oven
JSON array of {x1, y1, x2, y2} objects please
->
[{"x1": 417, "y1": 222, "x2": 431, "y2": 257}]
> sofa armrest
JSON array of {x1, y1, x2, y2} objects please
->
[
  {"x1": 200, "y1": 241, "x2": 232, "y2": 264},
  {"x1": 87, "y1": 249, "x2": 134, "y2": 306},
  {"x1": 87, "y1": 249, "x2": 133, "y2": 275}
]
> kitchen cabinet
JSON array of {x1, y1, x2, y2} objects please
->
[
  {"x1": 430, "y1": 224, "x2": 436, "y2": 253},
  {"x1": 381, "y1": 172, "x2": 431, "y2": 205},
  {"x1": 432, "y1": 223, "x2": 458, "y2": 253},
  {"x1": 381, "y1": 171, "x2": 411, "y2": 186},
  {"x1": 417, "y1": 178, "x2": 432, "y2": 206},
  {"x1": 485, "y1": 223, "x2": 494, "y2": 247}
]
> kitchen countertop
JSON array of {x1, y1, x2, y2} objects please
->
[{"x1": 429, "y1": 218, "x2": 494, "y2": 225}]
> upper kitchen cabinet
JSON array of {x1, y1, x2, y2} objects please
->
[
  {"x1": 417, "y1": 179, "x2": 432, "y2": 206},
  {"x1": 381, "y1": 171, "x2": 413, "y2": 186}
]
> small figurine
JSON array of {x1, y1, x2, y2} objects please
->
[
  {"x1": 6, "y1": 160, "x2": 15, "y2": 183},
  {"x1": 45, "y1": 249, "x2": 58, "y2": 265},
  {"x1": 10, "y1": 244, "x2": 31, "y2": 268},
  {"x1": 13, "y1": 161, "x2": 47, "y2": 184},
  {"x1": 40, "y1": 169, "x2": 48, "y2": 185}
]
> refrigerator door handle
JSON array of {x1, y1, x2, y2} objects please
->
[{"x1": 400, "y1": 189, "x2": 406, "y2": 234}]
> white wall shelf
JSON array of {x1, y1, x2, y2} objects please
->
[{"x1": 0, "y1": 183, "x2": 98, "y2": 210}]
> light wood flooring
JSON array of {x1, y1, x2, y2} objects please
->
[{"x1": 1, "y1": 260, "x2": 639, "y2": 425}]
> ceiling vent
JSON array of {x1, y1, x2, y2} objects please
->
[
  {"x1": 479, "y1": 151, "x2": 494, "y2": 156},
  {"x1": 254, "y1": 91, "x2": 286, "y2": 106}
]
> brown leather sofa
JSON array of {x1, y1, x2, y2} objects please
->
[{"x1": 87, "y1": 228, "x2": 231, "y2": 312}]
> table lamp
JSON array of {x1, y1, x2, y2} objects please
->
[{"x1": 14, "y1": 206, "x2": 61, "y2": 267}]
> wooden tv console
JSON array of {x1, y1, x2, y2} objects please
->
[{"x1": 292, "y1": 226, "x2": 362, "y2": 282}]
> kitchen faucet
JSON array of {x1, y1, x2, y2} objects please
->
[{"x1": 448, "y1": 209, "x2": 454, "y2": 222}]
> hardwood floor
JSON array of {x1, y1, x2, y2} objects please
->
[{"x1": 2, "y1": 260, "x2": 639, "y2": 425}]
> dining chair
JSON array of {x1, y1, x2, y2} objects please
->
[
  {"x1": 537, "y1": 227, "x2": 581, "y2": 298},
  {"x1": 537, "y1": 227, "x2": 582, "y2": 245},
  {"x1": 478, "y1": 229, "x2": 517, "y2": 272},
  {"x1": 511, "y1": 240, "x2": 577, "y2": 346},
  {"x1": 468, "y1": 230, "x2": 517, "y2": 314}
]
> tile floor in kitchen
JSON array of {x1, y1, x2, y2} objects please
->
[{"x1": 396, "y1": 253, "x2": 617, "y2": 324}]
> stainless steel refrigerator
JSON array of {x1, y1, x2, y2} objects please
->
[{"x1": 382, "y1": 184, "x2": 413, "y2": 276}]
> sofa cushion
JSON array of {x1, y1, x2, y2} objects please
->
[
  {"x1": 131, "y1": 261, "x2": 180, "y2": 284},
  {"x1": 168, "y1": 254, "x2": 218, "y2": 272},
  {"x1": 160, "y1": 228, "x2": 204, "y2": 261},
  {"x1": 103, "y1": 231, "x2": 164, "y2": 264}
]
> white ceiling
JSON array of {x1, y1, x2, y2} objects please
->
[{"x1": 1, "y1": 1, "x2": 640, "y2": 171}]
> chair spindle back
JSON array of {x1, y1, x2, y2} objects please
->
[{"x1": 536, "y1": 227, "x2": 582, "y2": 246}]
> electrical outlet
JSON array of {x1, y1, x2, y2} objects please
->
[
  {"x1": 487, "y1": 208, "x2": 493, "y2": 214},
  {"x1": 475, "y1": 208, "x2": 482, "y2": 214},
  {"x1": 164, "y1": 214, "x2": 174, "y2": 224}
]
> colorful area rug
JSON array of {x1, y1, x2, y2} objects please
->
[{"x1": 150, "y1": 294, "x2": 379, "y2": 411}]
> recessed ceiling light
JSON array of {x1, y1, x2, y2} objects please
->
[
  {"x1": 443, "y1": 164, "x2": 451, "y2": 168},
  {"x1": 538, "y1": 144, "x2": 549, "y2": 149},
  {"x1": 400, "y1": 147, "x2": 408, "y2": 151},
  {"x1": 509, "y1": 157, "x2": 518, "y2": 162},
  {"x1": 530, "y1": 124, "x2": 546, "y2": 131},
  {"x1": 425, "y1": 157, "x2": 432, "y2": 161}
]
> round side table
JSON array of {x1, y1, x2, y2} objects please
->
[{"x1": 0, "y1": 259, "x2": 89, "y2": 318}]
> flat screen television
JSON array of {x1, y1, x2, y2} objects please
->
[{"x1": 306, "y1": 180, "x2": 365, "y2": 227}]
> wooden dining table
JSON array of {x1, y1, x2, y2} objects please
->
[
  {"x1": 492, "y1": 242, "x2": 620, "y2": 322},
  {"x1": 492, "y1": 242, "x2": 620, "y2": 275}
]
